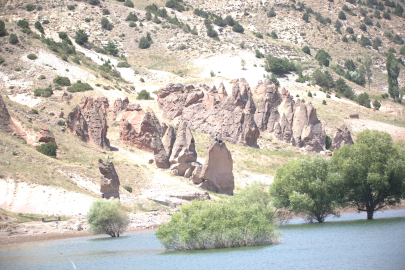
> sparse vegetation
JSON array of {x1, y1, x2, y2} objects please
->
[
  {"x1": 9, "y1": 34, "x2": 18, "y2": 45},
  {"x1": 27, "y1": 54, "x2": 37, "y2": 60},
  {"x1": 264, "y1": 55, "x2": 296, "y2": 75},
  {"x1": 34, "y1": 87, "x2": 53, "y2": 97},
  {"x1": 53, "y1": 76, "x2": 71, "y2": 86},
  {"x1": 67, "y1": 81, "x2": 93, "y2": 93},
  {"x1": 137, "y1": 89, "x2": 153, "y2": 100}
]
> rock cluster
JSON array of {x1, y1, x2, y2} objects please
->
[
  {"x1": 145, "y1": 190, "x2": 210, "y2": 208},
  {"x1": 157, "y1": 79, "x2": 260, "y2": 146},
  {"x1": 110, "y1": 97, "x2": 129, "y2": 121},
  {"x1": 192, "y1": 134, "x2": 235, "y2": 195},
  {"x1": 119, "y1": 104, "x2": 163, "y2": 151},
  {"x1": 253, "y1": 79, "x2": 326, "y2": 151},
  {"x1": 98, "y1": 159, "x2": 120, "y2": 199},
  {"x1": 0, "y1": 95, "x2": 15, "y2": 134},
  {"x1": 66, "y1": 97, "x2": 110, "y2": 150},
  {"x1": 38, "y1": 125, "x2": 56, "y2": 143},
  {"x1": 332, "y1": 125, "x2": 354, "y2": 150}
]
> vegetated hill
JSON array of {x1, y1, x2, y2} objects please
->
[{"x1": 0, "y1": 0, "x2": 404, "y2": 217}]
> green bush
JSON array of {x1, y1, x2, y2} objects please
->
[
  {"x1": 302, "y1": 13, "x2": 310, "y2": 22},
  {"x1": 117, "y1": 62, "x2": 131, "y2": 68},
  {"x1": 311, "y1": 69, "x2": 334, "y2": 89},
  {"x1": 88, "y1": 0, "x2": 100, "y2": 5},
  {"x1": 315, "y1": 49, "x2": 331, "y2": 67},
  {"x1": 255, "y1": 50, "x2": 264, "y2": 58},
  {"x1": 382, "y1": 12, "x2": 391, "y2": 19},
  {"x1": 322, "y1": 100, "x2": 327, "y2": 105},
  {"x1": 101, "y1": 17, "x2": 113, "y2": 30},
  {"x1": 124, "y1": 0, "x2": 134, "y2": 8},
  {"x1": 0, "y1": 56, "x2": 5, "y2": 64},
  {"x1": 373, "y1": 99, "x2": 381, "y2": 110},
  {"x1": 342, "y1": 36, "x2": 348, "y2": 42},
  {"x1": 75, "y1": 29, "x2": 89, "y2": 45},
  {"x1": 17, "y1": 20, "x2": 29, "y2": 29},
  {"x1": 42, "y1": 20, "x2": 49, "y2": 24},
  {"x1": 346, "y1": 27, "x2": 354, "y2": 34},
  {"x1": 363, "y1": 16, "x2": 373, "y2": 26},
  {"x1": 302, "y1": 46, "x2": 311, "y2": 55},
  {"x1": 0, "y1": 20, "x2": 7, "y2": 37},
  {"x1": 9, "y1": 34, "x2": 18, "y2": 45},
  {"x1": 14, "y1": 67, "x2": 21, "y2": 71},
  {"x1": 254, "y1": 32, "x2": 263, "y2": 39},
  {"x1": 338, "y1": 11, "x2": 346, "y2": 20},
  {"x1": 270, "y1": 31, "x2": 278, "y2": 39},
  {"x1": 335, "y1": 78, "x2": 356, "y2": 100},
  {"x1": 67, "y1": 5, "x2": 75, "y2": 10},
  {"x1": 356, "y1": 92, "x2": 371, "y2": 108},
  {"x1": 34, "y1": 21, "x2": 44, "y2": 34},
  {"x1": 53, "y1": 76, "x2": 71, "y2": 86},
  {"x1": 156, "y1": 183, "x2": 280, "y2": 250},
  {"x1": 126, "y1": 12, "x2": 138, "y2": 21},
  {"x1": 26, "y1": 4, "x2": 36, "y2": 11},
  {"x1": 232, "y1": 23, "x2": 244, "y2": 33},
  {"x1": 136, "y1": 89, "x2": 153, "y2": 100},
  {"x1": 264, "y1": 55, "x2": 296, "y2": 75},
  {"x1": 31, "y1": 109, "x2": 39, "y2": 114},
  {"x1": 225, "y1": 15, "x2": 235, "y2": 26},
  {"x1": 34, "y1": 87, "x2": 53, "y2": 97},
  {"x1": 40, "y1": 75, "x2": 46, "y2": 79},
  {"x1": 36, "y1": 142, "x2": 58, "y2": 157},
  {"x1": 360, "y1": 35, "x2": 371, "y2": 47},
  {"x1": 87, "y1": 199, "x2": 130, "y2": 237},
  {"x1": 267, "y1": 8, "x2": 276, "y2": 17},
  {"x1": 129, "y1": 22, "x2": 137, "y2": 27},
  {"x1": 103, "y1": 40, "x2": 119, "y2": 56},
  {"x1": 27, "y1": 54, "x2": 37, "y2": 60},
  {"x1": 359, "y1": 23, "x2": 367, "y2": 31},
  {"x1": 123, "y1": 186, "x2": 132, "y2": 193},
  {"x1": 138, "y1": 37, "x2": 150, "y2": 49},
  {"x1": 67, "y1": 81, "x2": 93, "y2": 92},
  {"x1": 102, "y1": 9, "x2": 110, "y2": 15},
  {"x1": 308, "y1": 91, "x2": 313, "y2": 97}
]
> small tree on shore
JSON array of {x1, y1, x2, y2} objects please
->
[{"x1": 87, "y1": 199, "x2": 130, "y2": 237}]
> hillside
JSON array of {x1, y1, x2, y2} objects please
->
[{"x1": 0, "y1": 0, "x2": 405, "y2": 231}]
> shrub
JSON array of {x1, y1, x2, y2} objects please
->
[
  {"x1": 27, "y1": 54, "x2": 37, "y2": 60},
  {"x1": 225, "y1": 15, "x2": 235, "y2": 26},
  {"x1": 308, "y1": 91, "x2": 313, "y2": 97},
  {"x1": 26, "y1": 4, "x2": 36, "y2": 11},
  {"x1": 315, "y1": 49, "x2": 331, "y2": 67},
  {"x1": 255, "y1": 50, "x2": 264, "y2": 58},
  {"x1": 123, "y1": 186, "x2": 132, "y2": 193},
  {"x1": 400, "y1": 46, "x2": 405, "y2": 56},
  {"x1": 126, "y1": 12, "x2": 138, "y2": 21},
  {"x1": 88, "y1": 0, "x2": 100, "y2": 5},
  {"x1": 392, "y1": 34, "x2": 404, "y2": 45},
  {"x1": 264, "y1": 55, "x2": 296, "y2": 75},
  {"x1": 360, "y1": 35, "x2": 372, "y2": 47},
  {"x1": 75, "y1": 29, "x2": 89, "y2": 45},
  {"x1": 17, "y1": 20, "x2": 29, "y2": 29},
  {"x1": 117, "y1": 62, "x2": 131, "y2": 68},
  {"x1": 312, "y1": 70, "x2": 334, "y2": 89},
  {"x1": 346, "y1": 27, "x2": 354, "y2": 34},
  {"x1": 31, "y1": 109, "x2": 39, "y2": 114},
  {"x1": 351, "y1": 34, "x2": 357, "y2": 42},
  {"x1": 85, "y1": 18, "x2": 91, "y2": 23},
  {"x1": 40, "y1": 75, "x2": 46, "y2": 79},
  {"x1": 124, "y1": 0, "x2": 134, "y2": 8},
  {"x1": 376, "y1": 21, "x2": 381, "y2": 28},
  {"x1": 102, "y1": 9, "x2": 110, "y2": 15},
  {"x1": 232, "y1": 23, "x2": 244, "y2": 33},
  {"x1": 373, "y1": 37, "x2": 382, "y2": 50},
  {"x1": 138, "y1": 37, "x2": 150, "y2": 49},
  {"x1": 129, "y1": 22, "x2": 137, "y2": 27},
  {"x1": 364, "y1": 16, "x2": 373, "y2": 26},
  {"x1": 270, "y1": 31, "x2": 278, "y2": 39},
  {"x1": 53, "y1": 76, "x2": 71, "y2": 86},
  {"x1": 14, "y1": 67, "x2": 21, "y2": 71},
  {"x1": 267, "y1": 8, "x2": 276, "y2": 17},
  {"x1": 356, "y1": 92, "x2": 371, "y2": 108},
  {"x1": 0, "y1": 56, "x2": 4, "y2": 64},
  {"x1": 36, "y1": 142, "x2": 58, "y2": 157},
  {"x1": 254, "y1": 32, "x2": 263, "y2": 39},
  {"x1": 322, "y1": 100, "x2": 327, "y2": 105},
  {"x1": 210, "y1": 70, "x2": 216, "y2": 77},
  {"x1": 34, "y1": 87, "x2": 53, "y2": 97},
  {"x1": 326, "y1": 94, "x2": 331, "y2": 98},
  {"x1": 359, "y1": 23, "x2": 367, "y2": 31},
  {"x1": 342, "y1": 36, "x2": 348, "y2": 42},
  {"x1": 87, "y1": 199, "x2": 130, "y2": 237},
  {"x1": 338, "y1": 11, "x2": 346, "y2": 20},
  {"x1": 382, "y1": 12, "x2": 391, "y2": 19},
  {"x1": 302, "y1": 46, "x2": 311, "y2": 55},
  {"x1": 67, "y1": 81, "x2": 93, "y2": 92},
  {"x1": 9, "y1": 34, "x2": 18, "y2": 44},
  {"x1": 103, "y1": 40, "x2": 119, "y2": 56},
  {"x1": 137, "y1": 89, "x2": 153, "y2": 100},
  {"x1": 302, "y1": 13, "x2": 310, "y2": 22},
  {"x1": 0, "y1": 20, "x2": 7, "y2": 37},
  {"x1": 67, "y1": 5, "x2": 75, "y2": 10},
  {"x1": 335, "y1": 78, "x2": 356, "y2": 99},
  {"x1": 101, "y1": 17, "x2": 113, "y2": 30},
  {"x1": 373, "y1": 99, "x2": 381, "y2": 110}
]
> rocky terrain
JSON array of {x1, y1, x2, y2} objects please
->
[{"x1": 1, "y1": 0, "x2": 405, "y2": 242}]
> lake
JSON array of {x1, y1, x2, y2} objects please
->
[{"x1": 1, "y1": 210, "x2": 405, "y2": 270}]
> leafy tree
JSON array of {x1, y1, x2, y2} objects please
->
[
  {"x1": 363, "y1": 16, "x2": 373, "y2": 26},
  {"x1": 374, "y1": 10, "x2": 381, "y2": 18},
  {"x1": 124, "y1": 0, "x2": 134, "y2": 8},
  {"x1": 315, "y1": 49, "x2": 331, "y2": 67},
  {"x1": 351, "y1": 34, "x2": 357, "y2": 42},
  {"x1": 0, "y1": 20, "x2": 8, "y2": 37},
  {"x1": 36, "y1": 142, "x2": 57, "y2": 156},
  {"x1": 267, "y1": 8, "x2": 276, "y2": 17},
  {"x1": 302, "y1": 46, "x2": 311, "y2": 55},
  {"x1": 346, "y1": 27, "x2": 354, "y2": 34},
  {"x1": 342, "y1": 36, "x2": 348, "y2": 42},
  {"x1": 53, "y1": 76, "x2": 71, "y2": 86},
  {"x1": 9, "y1": 34, "x2": 18, "y2": 44},
  {"x1": 87, "y1": 199, "x2": 130, "y2": 237},
  {"x1": 103, "y1": 40, "x2": 119, "y2": 56},
  {"x1": 395, "y1": 3, "x2": 404, "y2": 17},
  {"x1": 312, "y1": 70, "x2": 334, "y2": 89},
  {"x1": 335, "y1": 77, "x2": 356, "y2": 99},
  {"x1": 17, "y1": 20, "x2": 29, "y2": 29},
  {"x1": 330, "y1": 130, "x2": 405, "y2": 220},
  {"x1": 26, "y1": 4, "x2": 36, "y2": 11},
  {"x1": 364, "y1": 53, "x2": 373, "y2": 91},
  {"x1": 34, "y1": 87, "x2": 53, "y2": 97},
  {"x1": 345, "y1": 59, "x2": 356, "y2": 71},
  {"x1": 101, "y1": 17, "x2": 113, "y2": 30},
  {"x1": 232, "y1": 23, "x2": 244, "y2": 33},
  {"x1": 126, "y1": 12, "x2": 138, "y2": 21},
  {"x1": 224, "y1": 15, "x2": 235, "y2": 26},
  {"x1": 88, "y1": 0, "x2": 100, "y2": 5},
  {"x1": 356, "y1": 92, "x2": 371, "y2": 108},
  {"x1": 360, "y1": 35, "x2": 371, "y2": 46},
  {"x1": 264, "y1": 55, "x2": 296, "y2": 75},
  {"x1": 270, "y1": 156, "x2": 342, "y2": 223},
  {"x1": 145, "y1": 11, "x2": 152, "y2": 21},
  {"x1": 372, "y1": 99, "x2": 381, "y2": 110},
  {"x1": 372, "y1": 37, "x2": 382, "y2": 50},
  {"x1": 359, "y1": 23, "x2": 367, "y2": 31},
  {"x1": 156, "y1": 183, "x2": 280, "y2": 250},
  {"x1": 137, "y1": 89, "x2": 153, "y2": 100},
  {"x1": 34, "y1": 21, "x2": 44, "y2": 34},
  {"x1": 386, "y1": 52, "x2": 400, "y2": 98},
  {"x1": 382, "y1": 11, "x2": 391, "y2": 19},
  {"x1": 75, "y1": 29, "x2": 89, "y2": 45},
  {"x1": 302, "y1": 13, "x2": 310, "y2": 22},
  {"x1": 67, "y1": 81, "x2": 93, "y2": 92},
  {"x1": 338, "y1": 11, "x2": 347, "y2": 20}
]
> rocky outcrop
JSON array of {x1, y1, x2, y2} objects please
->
[
  {"x1": 151, "y1": 132, "x2": 170, "y2": 169},
  {"x1": 110, "y1": 97, "x2": 129, "y2": 120},
  {"x1": 119, "y1": 104, "x2": 163, "y2": 151},
  {"x1": 349, "y1": 114, "x2": 359, "y2": 119},
  {"x1": 0, "y1": 95, "x2": 15, "y2": 134},
  {"x1": 191, "y1": 134, "x2": 235, "y2": 195},
  {"x1": 253, "y1": 80, "x2": 326, "y2": 152},
  {"x1": 61, "y1": 92, "x2": 70, "y2": 101},
  {"x1": 144, "y1": 190, "x2": 210, "y2": 208},
  {"x1": 66, "y1": 97, "x2": 110, "y2": 150},
  {"x1": 157, "y1": 79, "x2": 260, "y2": 146},
  {"x1": 332, "y1": 125, "x2": 354, "y2": 150},
  {"x1": 99, "y1": 159, "x2": 120, "y2": 199},
  {"x1": 38, "y1": 125, "x2": 55, "y2": 143}
]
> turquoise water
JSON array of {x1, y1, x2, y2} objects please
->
[{"x1": 1, "y1": 210, "x2": 405, "y2": 270}]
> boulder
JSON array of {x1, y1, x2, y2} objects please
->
[
  {"x1": 119, "y1": 104, "x2": 162, "y2": 151},
  {"x1": 61, "y1": 92, "x2": 70, "y2": 101},
  {"x1": 349, "y1": 114, "x2": 359, "y2": 119},
  {"x1": 151, "y1": 132, "x2": 170, "y2": 168},
  {"x1": 191, "y1": 134, "x2": 235, "y2": 195},
  {"x1": 66, "y1": 97, "x2": 110, "y2": 150},
  {"x1": 38, "y1": 125, "x2": 55, "y2": 143},
  {"x1": 99, "y1": 159, "x2": 120, "y2": 199},
  {"x1": 110, "y1": 97, "x2": 129, "y2": 120},
  {"x1": 332, "y1": 125, "x2": 354, "y2": 150}
]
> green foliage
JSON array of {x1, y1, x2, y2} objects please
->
[
  {"x1": 346, "y1": 27, "x2": 354, "y2": 34},
  {"x1": 269, "y1": 73, "x2": 280, "y2": 86},
  {"x1": 254, "y1": 32, "x2": 263, "y2": 39},
  {"x1": 312, "y1": 70, "x2": 334, "y2": 89},
  {"x1": 307, "y1": 91, "x2": 312, "y2": 97},
  {"x1": 386, "y1": 52, "x2": 400, "y2": 98},
  {"x1": 166, "y1": 0, "x2": 185, "y2": 12},
  {"x1": 126, "y1": 12, "x2": 138, "y2": 21},
  {"x1": 302, "y1": 13, "x2": 310, "y2": 22},
  {"x1": 0, "y1": 56, "x2": 4, "y2": 64},
  {"x1": 372, "y1": 37, "x2": 382, "y2": 50},
  {"x1": 123, "y1": 186, "x2": 132, "y2": 193},
  {"x1": 36, "y1": 142, "x2": 58, "y2": 157},
  {"x1": 0, "y1": 20, "x2": 7, "y2": 37},
  {"x1": 53, "y1": 76, "x2": 71, "y2": 86},
  {"x1": 103, "y1": 40, "x2": 119, "y2": 56},
  {"x1": 102, "y1": 9, "x2": 110, "y2": 15},
  {"x1": 156, "y1": 183, "x2": 280, "y2": 250},
  {"x1": 335, "y1": 78, "x2": 356, "y2": 100},
  {"x1": 401, "y1": 46, "x2": 405, "y2": 56},
  {"x1": 40, "y1": 75, "x2": 46, "y2": 79},
  {"x1": 338, "y1": 11, "x2": 347, "y2": 20},
  {"x1": 67, "y1": 5, "x2": 75, "y2": 11},
  {"x1": 67, "y1": 80, "x2": 93, "y2": 92},
  {"x1": 359, "y1": 23, "x2": 367, "y2": 32},
  {"x1": 27, "y1": 54, "x2": 37, "y2": 60},
  {"x1": 326, "y1": 135, "x2": 332, "y2": 150},
  {"x1": 101, "y1": 17, "x2": 113, "y2": 30},
  {"x1": 87, "y1": 199, "x2": 130, "y2": 237},
  {"x1": 351, "y1": 34, "x2": 357, "y2": 42},
  {"x1": 88, "y1": 0, "x2": 100, "y2": 5},
  {"x1": 264, "y1": 55, "x2": 296, "y2": 75},
  {"x1": 363, "y1": 16, "x2": 373, "y2": 26},
  {"x1": 315, "y1": 49, "x2": 331, "y2": 67},
  {"x1": 270, "y1": 31, "x2": 278, "y2": 39},
  {"x1": 137, "y1": 90, "x2": 153, "y2": 100},
  {"x1": 31, "y1": 109, "x2": 39, "y2": 114},
  {"x1": 34, "y1": 87, "x2": 53, "y2": 97},
  {"x1": 342, "y1": 36, "x2": 348, "y2": 42},
  {"x1": 117, "y1": 62, "x2": 131, "y2": 68},
  {"x1": 17, "y1": 20, "x2": 29, "y2": 30},
  {"x1": 373, "y1": 99, "x2": 381, "y2": 110},
  {"x1": 345, "y1": 59, "x2": 356, "y2": 71},
  {"x1": 382, "y1": 11, "x2": 391, "y2": 19},
  {"x1": 75, "y1": 29, "x2": 89, "y2": 45},
  {"x1": 26, "y1": 4, "x2": 36, "y2": 11},
  {"x1": 267, "y1": 8, "x2": 276, "y2": 17},
  {"x1": 322, "y1": 100, "x2": 327, "y2": 105},
  {"x1": 138, "y1": 37, "x2": 150, "y2": 49},
  {"x1": 9, "y1": 34, "x2": 18, "y2": 45},
  {"x1": 271, "y1": 156, "x2": 342, "y2": 223},
  {"x1": 356, "y1": 92, "x2": 371, "y2": 108},
  {"x1": 330, "y1": 130, "x2": 405, "y2": 219},
  {"x1": 232, "y1": 23, "x2": 244, "y2": 33},
  {"x1": 124, "y1": 0, "x2": 134, "y2": 8},
  {"x1": 145, "y1": 11, "x2": 152, "y2": 21},
  {"x1": 225, "y1": 15, "x2": 235, "y2": 26},
  {"x1": 360, "y1": 35, "x2": 371, "y2": 47},
  {"x1": 302, "y1": 46, "x2": 311, "y2": 55},
  {"x1": 255, "y1": 50, "x2": 264, "y2": 58}
]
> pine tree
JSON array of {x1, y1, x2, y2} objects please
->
[{"x1": 386, "y1": 52, "x2": 400, "y2": 98}]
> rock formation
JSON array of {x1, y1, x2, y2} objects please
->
[
  {"x1": 119, "y1": 104, "x2": 163, "y2": 151},
  {"x1": 99, "y1": 159, "x2": 120, "y2": 199},
  {"x1": 38, "y1": 125, "x2": 55, "y2": 143},
  {"x1": 332, "y1": 125, "x2": 354, "y2": 150},
  {"x1": 144, "y1": 190, "x2": 210, "y2": 208},
  {"x1": 61, "y1": 92, "x2": 70, "y2": 101},
  {"x1": 191, "y1": 134, "x2": 235, "y2": 195},
  {"x1": 0, "y1": 95, "x2": 15, "y2": 134},
  {"x1": 151, "y1": 132, "x2": 170, "y2": 169},
  {"x1": 110, "y1": 97, "x2": 129, "y2": 120},
  {"x1": 66, "y1": 97, "x2": 110, "y2": 150},
  {"x1": 253, "y1": 80, "x2": 326, "y2": 152},
  {"x1": 157, "y1": 79, "x2": 260, "y2": 146}
]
